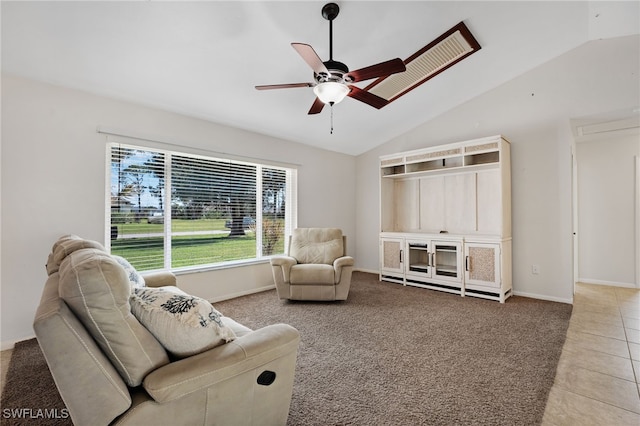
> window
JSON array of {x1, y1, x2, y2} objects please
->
[{"x1": 108, "y1": 143, "x2": 296, "y2": 272}]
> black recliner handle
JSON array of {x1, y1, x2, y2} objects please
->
[{"x1": 257, "y1": 370, "x2": 277, "y2": 386}]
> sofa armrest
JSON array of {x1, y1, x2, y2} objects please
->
[
  {"x1": 270, "y1": 256, "x2": 297, "y2": 268},
  {"x1": 270, "y1": 256, "x2": 297, "y2": 283},
  {"x1": 143, "y1": 323, "x2": 300, "y2": 403},
  {"x1": 334, "y1": 256, "x2": 354, "y2": 269},
  {"x1": 141, "y1": 271, "x2": 177, "y2": 288},
  {"x1": 333, "y1": 256, "x2": 355, "y2": 269},
  {"x1": 334, "y1": 256, "x2": 354, "y2": 283}
]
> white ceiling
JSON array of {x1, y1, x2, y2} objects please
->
[{"x1": 2, "y1": 1, "x2": 638, "y2": 155}]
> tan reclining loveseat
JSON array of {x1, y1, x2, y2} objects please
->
[{"x1": 34, "y1": 235, "x2": 300, "y2": 425}]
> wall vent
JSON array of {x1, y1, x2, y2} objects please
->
[{"x1": 365, "y1": 22, "x2": 481, "y2": 104}]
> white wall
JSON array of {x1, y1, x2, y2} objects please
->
[
  {"x1": 355, "y1": 35, "x2": 640, "y2": 303},
  {"x1": 2, "y1": 34, "x2": 639, "y2": 347},
  {"x1": 0, "y1": 74, "x2": 356, "y2": 347},
  {"x1": 577, "y1": 133, "x2": 639, "y2": 287}
]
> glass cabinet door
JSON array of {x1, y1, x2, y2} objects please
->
[
  {"x1": 406, "y1": 240, "x2": 431, "y2": 278},
  {"x1": 432, "y1": 241, "x2": 462, "y2": 282}
]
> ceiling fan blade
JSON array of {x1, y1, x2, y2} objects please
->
[
  {"x1": 255, "y1": 83, "x2": 314, "y2": 90},
  {"x1": 292, "y1": 43, "x2": 329, "y2": 75},
  {"x1": 345, "y1": 58, "x2": 406, "y2": 83},
  {"x1": 308, "y1": 97, "x2": 325, "y2": 115},
  {"x1": 347, "y1": 85, "x2": 389, "y2": 109}
]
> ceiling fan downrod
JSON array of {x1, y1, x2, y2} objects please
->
[
  {"x1": 320, "y1": 2, "x2": 348, "y2": 77},
  {"x1": 323, "y1": 2, "x2": 341, "y2": 134},
  {"x1": 322, "y1": 3, "x2": 340, "y2": 61}
]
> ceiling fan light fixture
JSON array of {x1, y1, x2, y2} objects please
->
[{"x1": 313, "y1": 82, "x2": 350, "y2": 105}]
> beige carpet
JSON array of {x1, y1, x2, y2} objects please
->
[
  {"x1": 1, "y1": 340, "x2": 69, "y2": 426},
  {"x1": 1, "y1": 272, "x2": 572, "y2": 425}
]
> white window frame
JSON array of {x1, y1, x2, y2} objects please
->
[{"x1": 105, "y1": 139, "x2": 297, "y2": 272}]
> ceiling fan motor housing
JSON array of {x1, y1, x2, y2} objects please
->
[{"x1": 315, "y1": 59, "x2": 350, "y2": 84}]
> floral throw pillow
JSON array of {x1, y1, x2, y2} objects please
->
[
  {"x1": 130, "y1": 286, "x2": 236, "y2": 358},
  {"x1": 112, "y1": 255, "x2": 145, "y2": 289}
]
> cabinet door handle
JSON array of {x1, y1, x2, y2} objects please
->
[
  {"x1": 431, "y1": 252, "x2": 436, "y2": 267},
  {"x1": 427, "y1": 252, "x2": 431, "y2": 267},
  {"x1": 465, "y1": 255, "x2": 470, "y2": 271},
  {"x1": 399, "y1": 249, "x2": 403, "y2": 263}
]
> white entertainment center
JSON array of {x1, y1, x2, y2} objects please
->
[{"x1": 379, "y1": 135, "x2": 512, "y2": 303}]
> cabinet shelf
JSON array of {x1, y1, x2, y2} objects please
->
[
  {"x1": 435, "y1": 270, "x2": 458, "y2": 278},
  {"x1": 406, "y1": 156, "x2": 463, "y2": 173},
  {"x1": 464, "y1": 151, "x2": 499, "y2": 166},
  {"x1": 381, "y1": 164, "x2": 405, "y2": 176},
  {"x1": 380, "y1": 137, "x2": 504, "y2": 179}
]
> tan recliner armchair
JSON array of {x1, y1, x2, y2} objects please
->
[
  {"x1": 270, "y1": 228, "x2": 354, "y2": 301},
  {"x1": 34, "y1": 235, "x2": 300, "y2": 425}
]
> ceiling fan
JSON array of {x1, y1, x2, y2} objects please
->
[{"x1": 255, "y1": 2, "x2": 407, "y2": 115}]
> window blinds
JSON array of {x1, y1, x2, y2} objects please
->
[{"x1": 108, "y1": 142, "x2": 294, "y2": 272}]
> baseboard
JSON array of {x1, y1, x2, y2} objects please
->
[
  {"x1": 1, "y1": 335, "x2": 35, "y2": 351},
  {"x1": 354, "y1": 269, "x2": 575, "y2": 303},
  {"x1": 354, "y1": 268, "x2": 379, "y2": 275},
  {"x1": 208, "y1": 284, "x2": 276, "y2": 303},
  {"x1": 577, "y1": 278, "x2": 638, "y2": 288},
  {"x1": 512, "y1": 291, "x2": 573, "y2": 304}
]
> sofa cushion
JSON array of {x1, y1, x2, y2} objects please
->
[
  {"x1": 289, "y1": 228, "x2": 343, "y2": 265},
  {"x1": 290, "y1": 264, "x2": 336, "y2": 285},
  {"x1": 58, "y1": 248, "x2": 169, "y2": 387},
  {"x1": 112, "y1": 255, "x2": 146, "y2": 289},
  {"x1": 46, "y1": 234, "x2": 107, "y2": 275},
  {"x1": 130, "y1": 286, "x2": 236, "y2": 358}
]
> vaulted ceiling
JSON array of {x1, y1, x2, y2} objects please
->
[{"x1": 2, "y1": 1, "x2": 638, "y2": 155}]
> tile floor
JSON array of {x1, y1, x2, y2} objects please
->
[
  {"x1": 0, "y1": 282, "x2": 638, "y2": 424},
  {"x1": 542, "y1": 283, "x2": 640, "y2": 425}
]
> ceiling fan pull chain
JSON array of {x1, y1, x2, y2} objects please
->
[{"x1": 330, "y1": 104, "x2": 334, "y2": 134}]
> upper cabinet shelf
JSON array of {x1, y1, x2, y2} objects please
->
[
  {"x1": 381, "y1": 136, "x2": 505, "y2": 178},
  {"x1": 379, "y1": 135, "x2": 511, "y2": 237}
]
